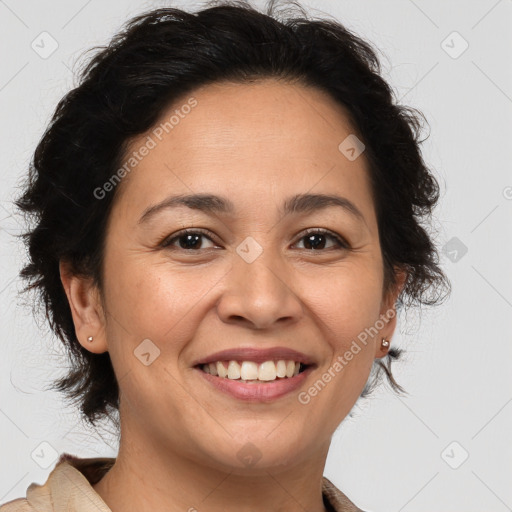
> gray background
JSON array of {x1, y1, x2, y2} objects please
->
[{"x1": 1, "y1": 1, "x2": 511, "y2": 511}]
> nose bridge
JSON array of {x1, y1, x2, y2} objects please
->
[
  {"x1": 239, "y1": 245, "x2": 287, "y2": 295},
  {"x1": 216, "y1": 238, "x2": 303, "y2": 328},
  {"x1": 236, "y1": 235, "x2": 290, "y2": 295}
]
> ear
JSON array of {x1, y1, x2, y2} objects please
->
[
  {"x1": 59, "y1": 260, "x2": 108, "y2": 354},
  {"x1": 375, "y1": 267, "x2": 407, "y2": 359}
]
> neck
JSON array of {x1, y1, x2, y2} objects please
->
[{"x1": 93, "y1": 415, "x2": 330, "y2": 512}]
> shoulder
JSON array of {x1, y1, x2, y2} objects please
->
[
  {"x1": 0, "y1": 476, "x2": 54, "y2": 512},
  {"x1": 0, "y1": 452, "x2": 115, "y2": 512},
  {"x1": 0, "y1": 474, "x2": 54, "y2": 512},
  {"x1": 322, "y1": 476, "x2": 367, "y2": 512},
  {"x1": 0, "y1": 497, "x2": 35, "y2": 511}
]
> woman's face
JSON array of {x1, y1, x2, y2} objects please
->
[{"x1": 76, "y1": 80, "x2": 402, "y2": 472}]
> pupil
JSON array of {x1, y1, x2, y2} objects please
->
[
  {"x1": 180, "y1": 234, "x2": 201, "y2": 249},
  {"x1": 178, "y1": 234, "x2": 327, "y2": 250},
  {"x1": 305, "y1": 234, "x2": 325, "y2": 250}
]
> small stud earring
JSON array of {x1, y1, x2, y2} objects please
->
[
  {"x1": 87, "y1": 336, "x2": 94, "y2": 343},
  {"x1": 381, "y1": 338, "x2": 390, "y2": 349}
]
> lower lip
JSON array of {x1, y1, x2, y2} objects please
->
[{"x1": 194, "y1": 366, "x2": 314, "y2": 402}]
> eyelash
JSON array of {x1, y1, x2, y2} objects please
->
[{"x1": 160, "y1": 228, "x2": 350, "y2": 252}]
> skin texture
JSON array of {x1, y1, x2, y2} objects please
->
[{"x1": 60, "y1": 79, "x2": 406, "y2": 512}]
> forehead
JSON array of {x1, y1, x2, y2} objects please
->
[
  {"x1": 160, "y1": 79, "x2": 359, "y2": 156},
  {"x1": 114, "y1": 79, "x2": 375, "y2": 224}
]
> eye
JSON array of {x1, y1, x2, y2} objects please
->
[
  {"x1": 293, "y1": 228, "x2": 349, "y2": 251},
  {"x1": 160, "y1": 228, "x2": 350, "y2": 252},
  {"x1": 160, "y1": 229, "x2": 218, "y2": 250}
]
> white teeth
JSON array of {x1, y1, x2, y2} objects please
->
[
  {"x1": 216, "y1": 361, "x2": 228, "y2": 378},
  {"x1": 227, "y1": 360, "x2": 241, "y2": 379},
  {"x1": 201, "y1": 360, "x2": 305, "y2": 381},
  {"x1": 240, "y1": 361, "x2": 259, "y2": 380},
  {"x1": 276, "y1": 360, "x2": 287, "y2": 378},
  {"x1": 258, "y1": 361, "x2": 276, "y2": 381}
]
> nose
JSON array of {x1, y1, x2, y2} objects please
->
[{"x1": 216, "y1": 248, "x2": 304, "y2": 330}]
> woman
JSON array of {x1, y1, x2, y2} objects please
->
[{"x1": 1, "y1": 1, "x2": 450, "y2": 511}]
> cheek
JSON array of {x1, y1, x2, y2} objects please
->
[
  {"x1": 101, "y1": 248, "x2": 228, "y2": 350},
  {"x1": 296, "y1": 263, "x2": 383, "y2": 341}
]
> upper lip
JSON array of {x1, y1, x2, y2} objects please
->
[{"x1": 192, "y1": 347, "x2": 316, "y2": 366}]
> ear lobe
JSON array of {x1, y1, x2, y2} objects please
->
[
  {"x1": 59, "y1": 260, "x2": 108, "y2": 354},
  {"x1": 375, "y1": 268, "x2": 408, "y2": 357}
]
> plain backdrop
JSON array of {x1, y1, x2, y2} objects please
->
[{"x1": 1, "y1": 1, "x2": 511, "y2": 511}]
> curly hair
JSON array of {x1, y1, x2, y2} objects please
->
[{"x1": 16, "y1": 0, "x2": 451, "y2": 427}]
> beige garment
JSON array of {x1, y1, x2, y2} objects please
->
[{"x1": 0, "y1": 453, "x2": 365, "y2": 512}]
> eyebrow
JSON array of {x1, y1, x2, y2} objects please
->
[{"x1": 138, "y1": 192, "x2": 366, "y2": 224}]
